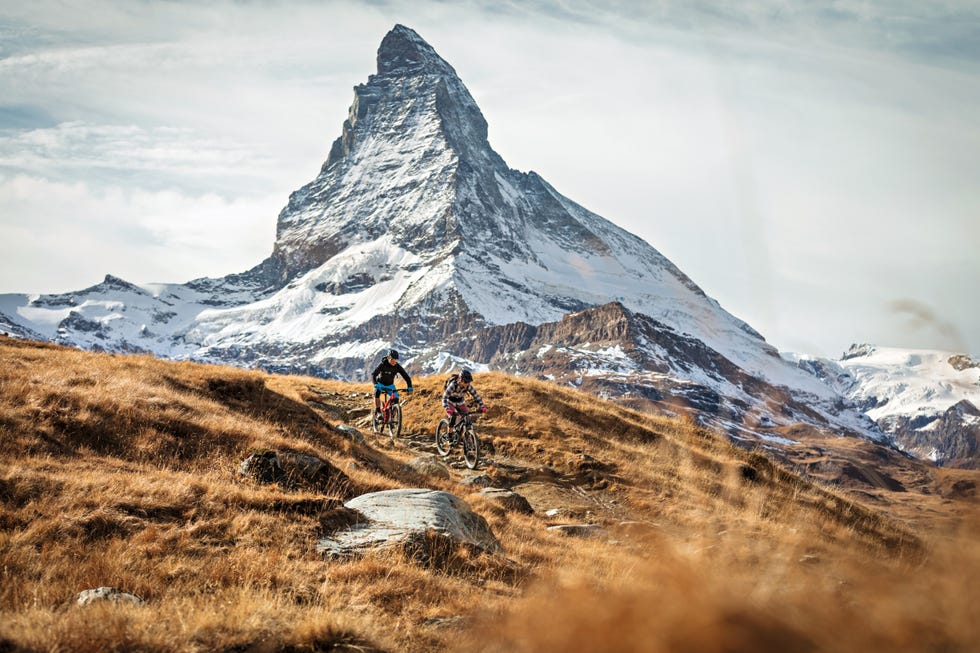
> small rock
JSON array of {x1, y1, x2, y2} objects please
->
[
  {"x1": 77, "y1": 587, "x2": 144, "y2": 606},
  {"x1": 335, "y1": 424, "x2": 366, "y2": 444},
  {"x1": 478, "y1": 487, "x2": 534, "y2": 514},
  {"x1": 238, "y1": 451, "x2": 283, "y2": 484},
  {"x1": 402, "y1": 456, "x2": 452, "y2": 479},
  {"x1": 458, "y1": 474, "x2": 493, "y2": 487},
  {"x1": 239, "y1": 450, "x2": 352, "y2": 495},
  {"x1": 424, "y1": 615, "x2": 471, "y2": 629},
  {"x1": 547, "y1": 524, "x2": 604, "y2": 538}
]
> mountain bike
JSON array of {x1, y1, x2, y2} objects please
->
[
  {"x1": 435, "y1": 407, "x2": 483, "y2": 469},
  {"x1": 373, "y1": 386, "x2": 410, "y2": 439}
]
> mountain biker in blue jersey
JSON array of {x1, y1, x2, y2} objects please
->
[
  {"x1": 442, "y1": 369, "x2": 486, "y2": 428},
  {"x1": 372, "y1": 349, "x2": 412, "y2": 420}
]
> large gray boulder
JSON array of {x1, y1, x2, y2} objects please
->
[{"x1": 317, "y1": 488, "x2": 501, "y2": 560}]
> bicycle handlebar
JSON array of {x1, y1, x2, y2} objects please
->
[{"x1": 374, "y1": 383, "x2": 414, "y2": 394}]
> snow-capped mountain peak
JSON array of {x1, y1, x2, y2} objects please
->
[{"x1": 377, "y1": 24, "x2": 458, "y2": 77}]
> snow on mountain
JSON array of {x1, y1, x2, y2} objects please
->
[
  {"x1": 793, "y1": 345, "x2": 980, "y2": 467},
  {"x1": 1, "y1": 25, "x2": 888, "y2": 452}
]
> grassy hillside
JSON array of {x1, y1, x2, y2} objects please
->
[{"x1": 0, "y1": 337, "x2": 976, "y2": 652}]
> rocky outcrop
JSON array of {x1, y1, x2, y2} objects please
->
[
  {"x1": 238, "y1": 450, "x2": 354, "y2": 495},
  {"x1": 948, "y1": 354, "x2": 980, "y2": 372},
  {"x1": 885, "y1": 400, "x2": 980, "y2": 468}
]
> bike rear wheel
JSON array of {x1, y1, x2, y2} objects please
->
[
  {"x1": 462, "y1": 425, "x2": 479, "y2": 469},
  {"x1": 435, "y1": 419, "x2": 452, "y2": 456},
  {"x1": 386, "y1": 403, "x2": 402, "y2": 439}
]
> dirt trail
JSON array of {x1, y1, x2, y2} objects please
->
[{"x1": 306, "y1": 386, "x2": 636, "y2": 528}]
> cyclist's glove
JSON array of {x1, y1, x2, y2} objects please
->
[
  {"x1": 406, "y1": 387, "x2": 414, "y2": 393},
  {"x1": 479, "y1": 405, "x2": 488, "y2": 413}
]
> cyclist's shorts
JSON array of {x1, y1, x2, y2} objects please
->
[{"x1": 375, "y1": 387, "x2": 397, "y2": 399}]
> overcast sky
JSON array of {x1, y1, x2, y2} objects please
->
[{"x1": 1, "y1": 1, "x2": 978, "y2": 358}]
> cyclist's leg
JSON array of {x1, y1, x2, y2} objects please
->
[
  {"x1": 453, "y1": 403, "x2": 470, "y2": 430},
  {"x1": 448, "y1": 401, "x2": 465, "y2": 429}
]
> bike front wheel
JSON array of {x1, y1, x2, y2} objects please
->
[
  {"x1": 386, "y1": 404, "x2": 402, "y2": 439},
  {"x1": 462, "y1": 425, "x2": 479, "y2": 469},
  {"x1": 435, "y1": 419, "x2": 452, "y2": 456}
]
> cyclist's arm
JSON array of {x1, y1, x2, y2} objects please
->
[
  {"x1": 396, "y1": 364, "x2": 413, "y2": 390},
  {"x1": 467, "y1": 384, "x2": 485, "y2": 408}
]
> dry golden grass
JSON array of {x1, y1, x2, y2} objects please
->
[{"x1": 0, "y1": 337, "x2": 976, "y2": 652}]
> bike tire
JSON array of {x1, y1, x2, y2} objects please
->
[
  {"x1": 386, "y1": 403, "x2": 402, "y2": 439},
  {"x1": 435, "y1": 419, "x2": 452, "y2": 456},
  {"x1": 462, "y1": 425, "x2": 479, "y2": 469}
]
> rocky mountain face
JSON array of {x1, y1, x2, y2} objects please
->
[
  {"x1": 882, "y1": 400, "x2": 979, "y2": 469},
  {"x1": 4, "y1": 24, "x2": 970, "y2": 472}
]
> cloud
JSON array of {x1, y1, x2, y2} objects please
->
[
  {"x1": 0, "y1": 121, "x2": 282, "y2": 194},
  {"x1": 887, "y1": 300, "x2": 968, "y2": 354},
  {"x1": 507, "y1": 0, "x2": 980, "y2": 63},
  {"x1": 0, "y1": 175, "x2": 277, "y2": 293}
]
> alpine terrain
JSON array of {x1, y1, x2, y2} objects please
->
[
  {"x1": 795, "y1": 345, "x2": 980, "y2": 468},
  {"x1": 0, "y1": 25, "x2": 970, "y2": 469}
]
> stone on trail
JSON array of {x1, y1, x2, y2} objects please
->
[
  {"x1": 317, "y1": 488, "x2": 502, "y2": 560},
  {"x1": 547, "y1": 524, "x2": 605, "y2": 538},
  {"x1": 478, "y1": 487, "x2": 534, "y2": 514},
  {"x1": 402, "y1": 455, "x2": 452, "y2": 479},
  {"x1": 335, "y1": 423, "x2": 366, "y2": 444}
]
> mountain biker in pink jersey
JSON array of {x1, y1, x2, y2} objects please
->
[{"x1": 442, "y1": 369, "x2": 487, "y2": 427}]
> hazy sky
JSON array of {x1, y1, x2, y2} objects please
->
[{"x1": 1, "y1": 1, "x2": 978, "y2": 358}]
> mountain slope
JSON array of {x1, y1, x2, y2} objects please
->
[{"x1": 2, "y1": 335, "x2": 978, "y2": 652}]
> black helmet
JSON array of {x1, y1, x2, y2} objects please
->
[
  {"x1": 460, "y1": 369, "x2": 473, "y2": 383},
  {"x1": 387, "y1": 349, "x2": 399, "y2": 361}
]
